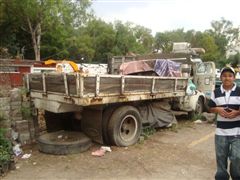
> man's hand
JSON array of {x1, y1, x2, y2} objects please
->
[
  {"x1": 226, "y1": 109, "x2": 240, "y2": 119},
  {"x1": 209, "y1": 107, "x2": 240, "y2": 119},
  {"x1": 217, "y1": 107, "x2": 231, "y2": 118}
]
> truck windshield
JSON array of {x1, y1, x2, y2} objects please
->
[{"x1": 196, "y1": 63, "x2": 213, "y2": 74}]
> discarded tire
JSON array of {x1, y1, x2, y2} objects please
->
[{"x1": 37, "y1": 131, "x2": 92, "y2": 155}]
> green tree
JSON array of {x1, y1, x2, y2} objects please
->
[
  {"x1": 84, "y1": 19, "x2": 115, "y2": 62},
  {"x1": 227, "y1": 53, "x2": 240, "y2": 67},
  {"x1": 132, "y1": 25, "x2": 153, "y2": 54},
  {"x1": 154, "y1": 32, "x2": 171, "y2": 52},
  {"x1": 0, "y1": 0, "x2": 92, "y2": 61},
  {"x1": 154, "y1": 29, "x2": 186, "y2": 52},
  {"x1": 112, "y1": 21, "x2": 135, "y2": 55},
  {"x1": 208, "y1": 18, "x2": 240, "y2": 56},
  {"x1": 198, "y1": 33, "x2": 220, "y2": 61}
]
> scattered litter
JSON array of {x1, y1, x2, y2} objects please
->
[
  {"x1": 166, "y1": 123, "x2": 172, "y2": 128},
  {"x1": 16, "y1": 166, "x2": 20, "y2": 169},
  {"x1": 57, "y1": 135, "x2": 63, "y2": 139},
  {"x1": 21, "y1": 153, "x2": 31, "y2": 159},
  {"x1": 33, "y1": 162, "x2": 37, "y2": 165},
  {"x1": 91, "y1": 146, "x2": 112, "y2": 157},
  {"x1": 11, "y1": 129, "x2": 19, "y2": 140},
  {"x1": 13, "y1": 144, "x2": 22, "y2": 156},
  {"x1": 194, "y1": 119, "x2": 202, "y2": 124},
  {"x1": 101, "y1": 146, "x2": 112, "y2": 152},
  {"x1": 91, "y1": 149, "x2": 106, "y2": 157}
]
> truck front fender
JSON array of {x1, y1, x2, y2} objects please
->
[
  {"x1": 180, "y1": 91, "x2": 205, "y2": 112},
  {"x1": 188, "y1": 91, "x2": 205, "y2": 111}
]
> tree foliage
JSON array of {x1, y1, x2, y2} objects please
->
[
  {"x1": 0, "y1": 2, "x2": 240, "y2": 66},
  {"x1": 0, "y1": 0, "x2": 92, "y2": 61}
]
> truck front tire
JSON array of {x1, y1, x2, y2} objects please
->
[
  {"x1": 108, "y1": 106, "x2": 142, "y2": 146},
  {"x1": 188, "y1": 97, "x2": 204, "y2": 119}
]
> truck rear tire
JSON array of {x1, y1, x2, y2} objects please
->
[{"x1": 108, "y1": 106, "x2": 142, "y2": 147}]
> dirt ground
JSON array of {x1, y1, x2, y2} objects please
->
[{"x1": 3, "y1": 118, "x2": 216, "y2": 180}]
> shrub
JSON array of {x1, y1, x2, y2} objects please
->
[{"x1": 0, "y1": 128, "x2": 12, "y2": 164}]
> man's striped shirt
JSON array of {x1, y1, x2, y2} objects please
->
[{"x1": 208, "y1": 84, "x2": 240, "y2": 136}]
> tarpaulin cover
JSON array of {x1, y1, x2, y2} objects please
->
[
  {"x1": 119, "y1": 60, "x2": 153, "y2": 75},
  {"x1": 138, "y1": 101, "x2": 177, "y2": 128},
  {"x1": 119, "y1": 59, "x2": 181, "y2": 77},
  {"x1": 154, "y1": 59, "x2": 181, "y2": 77}
]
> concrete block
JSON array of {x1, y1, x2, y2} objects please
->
[
  {"x1": 28, "y1": 119, "x2": 35, "y2": 129},
  {"x1": 0, "y1": 120, "x2": 11, "y2": 128},
  {"x1": 15, "y1": 120, "x2": 29, "y2": 132},
  {"x1": 10, "y1": 105, "x2": 22, "y2": 110},
  {"x1": 0, "y1": 110, "x2": 10, "y2": 120},
  {"x1": 22, "y1": 101, "x2": 30, "y2": 108},
  {"x1": 10, "y1": 108, "x2": 22, "y2": 118},
  {"x1": 0, "y1": 105, "x2": 10, "y2": 111},
  {"x1": 10, "y1": 88, "x2": 21, "y2": 101},
  {"x1": 0, "y1": 97, "x2": 10, "y2": 104},
  {"x1": 18, "y1": 132, "x2": 31, "y2": 145},
  {"x1": 10, "y1": 101, "x2": 21, "y2": 106},
  {"x1": 11, "y1": 117, "x2": 23, "y2": 122}
]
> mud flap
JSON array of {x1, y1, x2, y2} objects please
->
[{"x1": 82, "y1": 106, "x2": 104, "y2": 144}]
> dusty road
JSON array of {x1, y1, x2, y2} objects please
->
[{"x1": 3, "y1": 119, "x2": 216, "y2": 180}]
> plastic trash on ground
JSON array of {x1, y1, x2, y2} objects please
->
[
  {"x1": 91, "y1": 146, "x2": 112, "y2": 157},
  {"x1": 21, "y1": 153, "x2": 31, "y2": 159},
  {"x1": 13, "y1": 144, "x2": 22, "y2": 157}
]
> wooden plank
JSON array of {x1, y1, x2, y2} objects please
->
[
  {"x1": 124, "y1": 78, "x2": 152, "y2": 92},
  {"x1": 67, "y1": 75, "x2": 77, "y2": 95},
  {"x1": 83, "y1": 77, "x2": 96, "y2": 94},
  {"x1": 45, "y1": 74, "x2": 65, "y2": 93},
  {"x1": 29, "y1": 74, "x2": 43, "y2": 91},
  {"x1": 99, "y1": 77, "x2": 121, "y2": 94},
  {"x1": 154, "y1": 79, "x2": 175, "y2": 92}
]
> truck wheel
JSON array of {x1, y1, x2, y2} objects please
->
[
  {"x1": 38, "y1": 131, "x2": 92, "y2": 155},
  {"x1": 188, "y1": 97, "x2": 203, "y2": 119},
  {"x1": 108, "y1": 106, "x2": 142, "y2": 147}
]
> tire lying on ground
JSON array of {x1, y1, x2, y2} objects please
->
[{"x1": 37, "y1": 131, "x2": 92, "y2": 155}]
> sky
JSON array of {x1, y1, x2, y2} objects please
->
[{"x1": 91, "y1": 0, "x2": 240, "y2": 35}]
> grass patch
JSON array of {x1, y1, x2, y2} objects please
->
[
  {"x1": 141, "y1": 127, "x2": 156, "y2": 139},
  {"x1": 190, "y1": 113, "x2": 204, "y2": 121}
]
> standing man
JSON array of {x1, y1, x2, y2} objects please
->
[{"x1": 208, "y1": 66, "x2": 240, "y2": 180}]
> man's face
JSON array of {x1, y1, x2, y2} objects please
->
[{"x1": 220, "y1": 71, "x2": 235, "y2": 86}]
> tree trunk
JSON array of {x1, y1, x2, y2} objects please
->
[
  {"x1": 36, "y1": 23, "x2": 41, "y2": 61},
  {"x1": 27, "y1": 18, "x2": 41, "y2": 61}
]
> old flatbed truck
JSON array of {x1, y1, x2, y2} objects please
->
[
  {"x1": 25, "y1": 43, "x2": 215, "y2": 150},
  {"x1": 25, "y1": 54, "x2": 215, "y2": 148}
]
